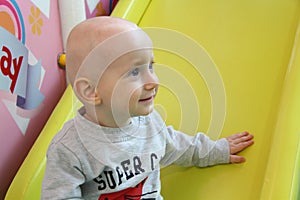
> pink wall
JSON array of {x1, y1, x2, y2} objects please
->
[{"x1": 0, "y1": 0, "x2": 116, "y2": 198}]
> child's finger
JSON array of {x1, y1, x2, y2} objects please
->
[
  {"x1": 231, "y1": 139, "x2": 254, "y2": 154},
  {"x1": 234, "y1": 140, "x2": 253, "y2": 148},
  {"x1": 227, "y1": 131, "x2": 249, "y2": 140},
  {"x1": 233, "y1": 133, "x2": 254, "y2": 144},
  {"x1": 230, "y1": 155, "x2": 246, "y2": 163}
]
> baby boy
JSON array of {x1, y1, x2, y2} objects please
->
[{"x1": 42, "y1": 16, "x2": 254, "y2": 199}]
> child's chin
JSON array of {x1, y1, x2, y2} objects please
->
[{"x1": 132, "y1": 107, "x2": 154, "y2": 117}]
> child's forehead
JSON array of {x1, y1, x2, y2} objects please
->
[
  {"x1": 85, "y1": 29, "x2": 152, "y2": 63},
  {"x1": 77, "y1": 29, "x2": 153, "y2": 80},
  {"x1": 112, "y1": 49, "x2": 154, "y2": 66},
  {"x1": 67, "y1": 17, "x2": 146, "y2": 85}
]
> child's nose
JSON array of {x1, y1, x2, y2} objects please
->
[{"x1": 143, "y1": 71, "x2": 159, "y2": 90}]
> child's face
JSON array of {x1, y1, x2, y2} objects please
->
[{"x1": 96, "y1": 48, "x2": 159, "y2": 119}]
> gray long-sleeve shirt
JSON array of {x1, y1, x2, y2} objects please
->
[{"x1": 42, "y1": 107, "x2": 229, "y2": 199}]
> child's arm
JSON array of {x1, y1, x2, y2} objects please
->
[
  {"x1": 226, "y1": 131, "x2": 254, "y2": 163},
  {"x1": 161, "y1": 127, "x2": 230, "y2": 167},
  {"x1": 41, "y1": 143, "x2": 85, "y2": 199},
  {"x1": 160, "y1": 126, "x2": 254, "y2": 167}
]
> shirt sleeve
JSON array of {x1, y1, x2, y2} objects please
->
[
  {"x1": 160, "y1": 126, "x2": 230, "y2": 167},
  {"x1": 41, "y1": 142, "x2": 85, "y2": 200}
]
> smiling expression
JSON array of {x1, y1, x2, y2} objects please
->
[{"x1": 97, "y1": 49, "x2": 159, "y2": 121}]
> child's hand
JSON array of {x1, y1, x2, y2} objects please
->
[{"x1": 226, "y1": 131, "x2": 254, "y2": 163}]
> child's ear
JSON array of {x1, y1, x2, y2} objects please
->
[{"x1": 74, "y1": 77, "x2": 101, "y2": 105}]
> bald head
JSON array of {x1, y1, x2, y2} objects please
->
[{"x1": 66, "y1": 17, "x2": 139, "y2": 85}]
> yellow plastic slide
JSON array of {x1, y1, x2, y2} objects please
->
[{"x1": 5, "y1": 0, "x2": 300, "y2": 199}]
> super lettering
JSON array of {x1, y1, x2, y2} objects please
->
[{"x1": 93, "y1": 153, "x2": 159, "y2": 191}]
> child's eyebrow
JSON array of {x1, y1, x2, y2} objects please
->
[{"x1": 132, "y1": 57, "x2": 154, "y2": 66}]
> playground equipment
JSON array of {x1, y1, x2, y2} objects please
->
[{"x1": 5, "y1": 0, "x2": 300, "y2": 199}]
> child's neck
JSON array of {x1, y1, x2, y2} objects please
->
[{"x1": 84, "y1": 110, "x2": 131, "y2": 128}]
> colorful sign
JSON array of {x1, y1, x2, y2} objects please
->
[
  {"x1": 0, "y1": 1, "x2": 117, "y2": 199},
  {"x1": 0, "y1": 0, "x2": 25, "y2": 43},
  {"x1": 0, "y1": 27, "x2": 44, "y2": 110}
]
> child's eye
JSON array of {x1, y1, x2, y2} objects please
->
[
  {"x1": 149, "y1": 61, "x2": 154, "y2": 72},
  {"x1": 130, "y1": 68, "x2": 139, "y2": 76}
]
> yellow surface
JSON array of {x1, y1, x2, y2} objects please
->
[
  {"x1": 5, "y1": 86, "x2": 82, "y2": 200},
  {"x1": 5, "y1": 0, "x2": 300, "y2": 199}
]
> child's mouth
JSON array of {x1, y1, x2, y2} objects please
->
[{"x1": 139, "y1": 95, "x2": 154, "y2": 102}]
